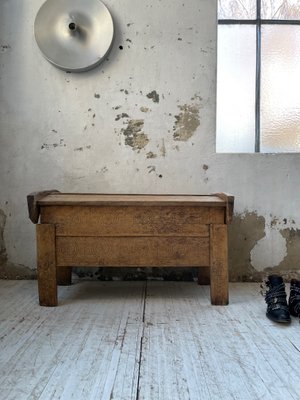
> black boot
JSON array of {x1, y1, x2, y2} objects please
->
[
  {"x1": 289, "y1": 279, "x2": 300, "y2": 318},
  {"x1": 263, "y1": 275, "x2": 291, "y2": 323}
]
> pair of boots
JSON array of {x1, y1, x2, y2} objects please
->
[{"x1": 263, "y1": 275, "x2": 300, "y2": 323}]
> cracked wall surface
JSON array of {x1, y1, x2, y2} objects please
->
[{"x1": 0, "y1": 0, "x2": 300, "y2": 280}]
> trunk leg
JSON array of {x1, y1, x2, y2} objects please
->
[
  {"x1": 209, "y1": 224, "x2": 229, "y2": 305},
  {"x1": 197, "y1": 267, "x2": 210, "y2": 285},
  {"x1": 57, "y1": 267, "x2": 72, "y2": 285},
  {"x1": 36, "y1": 224, "x2": 57, "y2": 306}
]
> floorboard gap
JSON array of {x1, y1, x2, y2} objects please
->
[{"x1": 135, "y1": 281, "x2": 147, "y2": 400}]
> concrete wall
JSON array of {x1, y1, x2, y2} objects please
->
[{"x1": 1, "y1": 0, "x2": 299, "y2": 281}]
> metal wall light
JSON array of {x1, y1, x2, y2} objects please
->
[{"x1": 34, "y1": 0, "x2": 114, "y2": 72}]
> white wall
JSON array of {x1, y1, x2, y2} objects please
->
[{"x1": 1, "y1": 0, "x2": 299, "y2": 280}]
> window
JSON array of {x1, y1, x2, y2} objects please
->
[{"x1": 216, "y1": 0, "x2": 300, "y2": 153}]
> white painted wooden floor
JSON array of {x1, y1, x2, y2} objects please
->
[{"x1": 1, "y1": 280, "x2": 300, "y2": 400}]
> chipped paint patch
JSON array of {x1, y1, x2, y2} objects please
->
[
  {"x1": 121, "y1": 119, "x2": 149, "y2": 150},
  {"x1": 115, "y1": 113, "x2": 129, "y2": 121},
  {"x1": 277, "y1": 228, "x2": 300, "y2": 273},
  {"x1": 173, "y1": 104, "x2": 200, "y2": 141},
  {"x1": 146, "y1": 151, "x2": 157, "y2": 159},
  {"x1": 146, "y1": 90, "x2": 159, "y2": 103},
  {"x1": 140, "y1": 107, "x2": 150, "y2": 113},
  {"x1": 250, "y1": 229, "x2": 287, "y2": 271},
  {"x1": 229, "y1": 213, "x2": 300, "y2": 280}
]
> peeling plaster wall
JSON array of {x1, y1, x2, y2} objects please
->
[{"x1": 0, "y1": 0, "x2": 300, "y2": 281}]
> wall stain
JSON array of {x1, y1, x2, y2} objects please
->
[
  {"x1": 121, "y1": 119, "x2": 149, "y2": 150},
  {"x1": 1, "y1": 44, "x2": 11, "y2": 53},
  {"x1": 173, "y1": 104, "x2": 200, "y2": 141},
  {"x1": 147, "y1": 165, "x2": 156, "y2": 173},
  {"x1": 74, "y1": 146, "x2": 91, "y2": 151},
  {"x1": 146, "y1": 90, "x2": 159, "y2": 103},
  {"x1": 228, "y1": 212, "x2": 266, "y2": 281},
  {"x1": 191, "y1": 94, "x2": 202, "y2": 101},
  {"x1": 160, "y1": 139, "x2": 166, "y2": 157},
  {"x1": 94, "y1": 93, "x2": 100, "y2": 98},
  {"x1": 0, "y1": 209, "x2": 35, "y2": 279}
]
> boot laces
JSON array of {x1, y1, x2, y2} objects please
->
[{"x1": 264, "y1": 282, "x2": 289, "y2": 312}]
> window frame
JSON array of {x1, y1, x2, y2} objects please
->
[{"x1": 218, "y1": 0, "x2": 300, "y2": 153}]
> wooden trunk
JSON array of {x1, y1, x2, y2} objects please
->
[{"x1": 28, "y1": 192, "x2": 234, "y2": 306}]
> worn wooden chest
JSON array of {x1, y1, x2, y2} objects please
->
[{"x1": 28, "y1": 191, "x2": 234, "y2": 306}]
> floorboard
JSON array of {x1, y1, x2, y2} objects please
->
[{"x1": 0, "y1": 280, "x2": 300, "y2": 400}]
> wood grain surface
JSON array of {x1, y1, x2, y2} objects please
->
[
  {"x1": 56, "y1": 236, "x2": 210, "y2": 267},
  {"x1": 36, "y1": 224, "x2": 57, "y2": 306},
  {"x1": 41, "y1": 206, "x2": 224, "y2": 236},
  {"x1": 38, "y1": 193, "x2": 226, "y2": 207}
]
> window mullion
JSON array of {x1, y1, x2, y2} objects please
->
[{"x1": 255, "y1": 0, "x2": 261, "y2": 152}]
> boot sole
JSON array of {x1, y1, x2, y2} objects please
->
[{"x1": 266, "y1": 314, "x2": 291, "y2": 323}]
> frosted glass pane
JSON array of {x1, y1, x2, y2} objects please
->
[
  {"x1": 216, "y1": 25, "x2": 256, "y2": 152},
  {"x1": 218, "y1": 0, "x2": 256, "y2": 19},
  {"x1": 262, "y1": 0, "x2": 300, "y2": 19},
  {"x1": 261, "y1": 26, "x2": 300, "y2": 152}
]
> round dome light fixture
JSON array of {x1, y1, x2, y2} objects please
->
[{"x1": 34, "y1": 0, "x2": 114, "y2": 72}]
